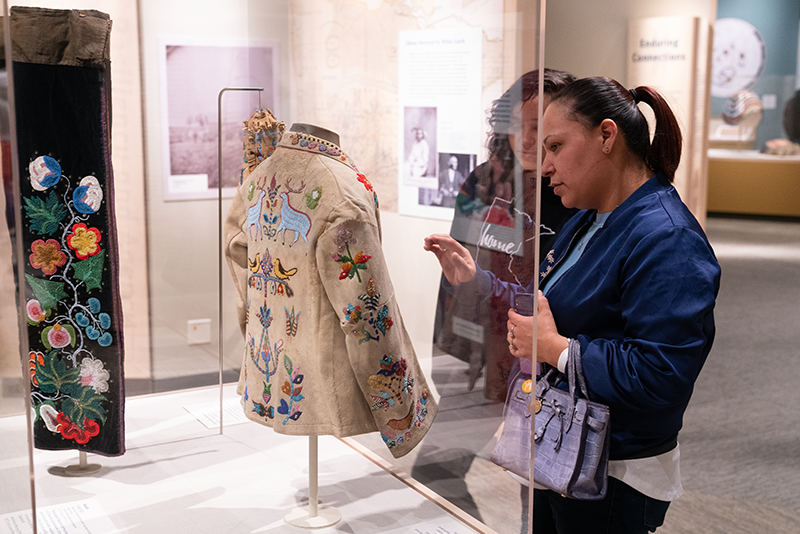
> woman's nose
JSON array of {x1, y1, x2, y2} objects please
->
[
  {"x1": 522, "y1": 126, "x2": 537, "y2": 148},
  {"x1": 541, "y1": 154, "x2": 554, "y2": 176}
]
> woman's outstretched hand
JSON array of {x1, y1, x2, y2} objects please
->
[{"x1": 423, "y1": 234, "x2": 476, "y2": 286}]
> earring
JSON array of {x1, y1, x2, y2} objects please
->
[{"x1": 602, "y1": 146, "x2": 610, "y2": 154}]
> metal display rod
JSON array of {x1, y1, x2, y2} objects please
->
[
  {"x1": 64, "y1": 451, "x2": 101, "y2": 477},
  {"x1": 217, "y1": 87, "x2": 264, "y2": 435}
]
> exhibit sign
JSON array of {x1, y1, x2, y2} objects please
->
[
  {"x1": 628, "y1": 16, "x2": 711, "y2": 222},
  {"x1": 397, "y1": 28, "x2": 482, "y2": 220},
  {"x1": 0, "y1": 499, "x2": 117, "y2": 534}
]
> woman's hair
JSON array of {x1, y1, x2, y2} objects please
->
[
  {"x1": 486, "y1": 68, "x2": 576, "y2": 167},
  {"x1": 551, "y1": 76, "x2": 683, "y2": 181}
]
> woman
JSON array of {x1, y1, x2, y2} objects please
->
[
  {"x1": 434, "y1": 68, "x2": 577, "y2": 401},
  {"x1": 425, "y1": 77, "x2": 721, "y2": 533}
]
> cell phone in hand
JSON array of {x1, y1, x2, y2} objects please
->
[{"x1": 513, "y1": 292, "x2": 535, "y2": 317}]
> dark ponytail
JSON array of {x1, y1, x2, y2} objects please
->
[
  {"x1": 552, "y1": 77, "x2": 683, "y2": 182},
  {"x1": 633, "y1": 86, "x2": 682, "y2": 181}
]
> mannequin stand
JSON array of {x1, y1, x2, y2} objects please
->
[
  {"x1": 64, "y1": 451, "x2": 101, "y2": 477},
  {"x1": 284, "y1": 435, "x2": 341, "y2": 529}
]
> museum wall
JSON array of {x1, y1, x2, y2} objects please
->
[
  {"x1": 544, "y1": 0, "x2": 717, "y2": 222},
  {"x1": 139, "y1": 0, "x2": 292, "y2": 387},
  {"x1": 545, "y1": 0, "x2": 717, "y2": 80}
]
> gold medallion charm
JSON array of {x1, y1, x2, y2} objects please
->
[
  {"x1": 534, "y1": 398, "x2": 542, "y2": 413},
  {"x1": 522, "y1": 379, "x2": 533, "y2": 394}
]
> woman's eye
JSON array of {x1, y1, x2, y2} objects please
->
[{"x1": 549, "y1": 143, "x2": 559, "y2": 151}]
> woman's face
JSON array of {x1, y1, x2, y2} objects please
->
[
  {"x1": 508, "y1": 95, "x2": 550, "y2": 171},
  {"x1": 540, "y1": 102, "x2": 608, "y2": 210}
]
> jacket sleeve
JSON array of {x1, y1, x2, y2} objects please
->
[
  {"x1": 224, "y1": 188, "x2": 250, "y2": 337},
  {"x1": 578, "y1": 226, "x2": 720, "y2": 410},
  {"x1": 316, "y1": 217, "x2": 436, "y2": 458}
]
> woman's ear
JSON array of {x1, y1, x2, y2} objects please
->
[{"x1": 599, "y1": 118, "x2": 618, "y2": 153}]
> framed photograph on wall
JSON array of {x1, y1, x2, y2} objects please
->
[{"x1": 160, "y1": 38, "x2": 280, "y2": 201}]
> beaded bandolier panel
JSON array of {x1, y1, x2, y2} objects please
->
[{"x1": 6, "y1": 7, "x2": 125, "y2": 456}]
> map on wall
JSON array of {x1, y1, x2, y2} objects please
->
[
  {"x1": 711, "y1": 18, "x2": 765, "y2": 98},
  {"x1": 288, "y1": 0, "x2": 506, "y2": 213}
]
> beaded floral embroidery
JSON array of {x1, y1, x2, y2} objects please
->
[
  {"x1": 283, "y1": 132, "x2": 359, "y2": 172},
  {"x1": 368, "y1": 355, "x2": 414, "y2": 412},
  {"x1": 331, "y1": 223, "x2": 371, "y2": 282},
  {"x1": 277, "y1": 355, "x2": 304, "y2": 424},
  {"x1": 23, "y1": 156, "x2": 115, "y2": 446},
  {"x1": 355, "y1": 173, "x2": 379, "y2": 208},
  {"x1": 248, "y1": 249, "x2": 295, "y2": 297},
  {"x1": 343, "y1": 276, "x2": 394, "y2": 344},
  {"x1": 285, "y1": 306, "x2": 300, "y2": 337},
  {"x1": 247, "y1": 305, "x2": 304, "y2": 425},
  {"x1": 381, "y1": 390, "x2": 431, "y2": 451},
  {"x1": 249, "y1": 306, "x2": 281, "y2": 381}
]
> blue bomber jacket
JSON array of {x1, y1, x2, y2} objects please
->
[{"x1": 469, "y1": 173, "x2": 721, "y2": 459}]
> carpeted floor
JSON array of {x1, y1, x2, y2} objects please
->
[{"x1": 658, "y1": 215, "x2": 800, "y2": 534}]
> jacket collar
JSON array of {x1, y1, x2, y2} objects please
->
[
  {"x1": 279, "y1": 131, "x2": 359, "y2": 173},
  {"x1": 607, "y1": 172, "x2": 671, "y2": 223},
  {"x1": 576, "y1": 172, "x2": 671, "y2": 228}
]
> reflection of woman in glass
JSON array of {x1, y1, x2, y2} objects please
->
[
  {"x1": 408, "y1": 127, "x2": 430, "y2": 178},
  {"x1": 456, "y1": 68, "x2": 576, "y2": 235},
  {"x1": 433, "y1": 68, "x2": 578, "y2": 401},
  {"x1": 427, "y1": 69, "x2": 577, "y2": 533}
]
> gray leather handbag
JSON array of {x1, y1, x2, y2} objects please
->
[
  {"x1": 490, "y1": 365, "x2": 534, "y2": 481},
  {"x1": 533, "y1": 342, "x2": 611, "y2": 500}
]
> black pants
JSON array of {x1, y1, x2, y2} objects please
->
[{"x1": 534, "y1": 478, "x2": 670, "y2": 534}]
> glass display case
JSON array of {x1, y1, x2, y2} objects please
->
[
  {"x1": 706, "y1": 0, "x2": 800, "y2": 217},
  {"x1": 1, "y1": 1, "x2": 798, "y2": 533}
]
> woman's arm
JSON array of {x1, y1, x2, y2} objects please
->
[
  {"x1": 423, "y1": 234, "x2": 476, "y2": 286},
  {"x1": 556, "y1": 227, "x2": 720, "y2": 410}
]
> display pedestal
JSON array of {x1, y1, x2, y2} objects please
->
[
  {"x1": 64, "y1": 451, "x2": 101, "y2": 477},
  {"x1": 284, "y1": 504, "x2": 342, "y2": 529},
  {"x1": 284, "y1": 435, "x2": 341, "y2": 529}
]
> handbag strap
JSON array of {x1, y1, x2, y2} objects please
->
[{"x1": 567, "y1": 338, "x2": 591, "y2": 400}]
